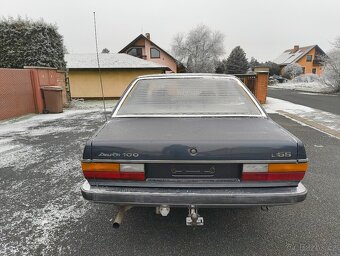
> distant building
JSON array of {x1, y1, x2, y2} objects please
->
[
  {"x1": 119, "y1": 33, "x2": 178, "y2": 73},
  {"x1": 65, "y1": 53, "x2": 168, "y2": 98},
  {"x1": 274, "y1": 45, "x2": 326, "y2": 75}
]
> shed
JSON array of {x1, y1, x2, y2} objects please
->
[{"x1": 65, "y1": 53, "x2": 169, "y2": 98}]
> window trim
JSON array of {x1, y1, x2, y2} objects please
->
[
  {"x1": 150, "y1": 47, "x2": 161, "y2": 59},
  {"x1": 126, "y1": 47, "x2": 143, "y2": 58},
  {"x1": 112, "y1": 75, "x2": 267, "y2": 118},
  {"x1": 306, "y1": 55, "x2": 313, "y2": 62}
]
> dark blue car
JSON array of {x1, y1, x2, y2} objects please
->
[{"x1": 81, "y1": 74, "x2": 308, "y2": 226}]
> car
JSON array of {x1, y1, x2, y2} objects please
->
[
  {"x1": 80, "y1": 74, "x2": 308, "y2": 227},
  {"x1": 270, "y1": 74, "x2": 288, "y2": 83}
]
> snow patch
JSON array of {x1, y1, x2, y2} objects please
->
[
  {"x1": 0, "y1": 145, "x2": 44, "y2": 169},
  {"x1": 31, "y1": 187, "x2": 89, "y2": 253},
  {"x1": 264, "y1": 97, "x2": 340, "y2": 132},
  {"x1": 263, "y1": 97, "x2": 313, "y2": 114},
  {"x1": 29, "y1": 126, "x2": 75, "y2": 136},
  {"x1": 0, "y1": 144, "x2": 20, "y2": 154},
  {"x1": 0, "y1": 109, "x2": 99, "y2": 137},
  {"x1": 68, "y1": 99, "x2": 118, "y2": 111},
  {"x1": 0, "y1": 109, "x2": 105, "y2": 255}
]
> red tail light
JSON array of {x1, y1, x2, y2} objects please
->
[
  {"x1": 81, "y1": 162, "x2": 145, "y2": 181},
  {"x1": 242, "y1": 172, "x2": 306, "y2": 181},
  {"x1": 242, "y1": 163, "x2": 308, "y2": 181}
]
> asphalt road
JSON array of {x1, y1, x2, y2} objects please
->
[
  {"x1": 268, "y1": 88, "x2": 340, "y2": 115},
  {"x1": 1, "y1": 111, "x2": 339, "y2": 255}
]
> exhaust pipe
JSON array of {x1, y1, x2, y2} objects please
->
[{"x1": 112, "y1": 206, "x2": 133, "y2": 229}]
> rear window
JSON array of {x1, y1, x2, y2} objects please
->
[{"x1": 116, "y1": 77, "x2": 262, "y2": 116}]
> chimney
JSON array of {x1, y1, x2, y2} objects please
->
[
  {"x1": 145, "y1": 33, "x2": 150, "y2": 40},
  {"x1": 293, "y1": 45, "x2": 299, "y2": 53}
]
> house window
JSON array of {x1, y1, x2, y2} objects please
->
[
  {"x1": 302, "y1": 67, "x2": 305, "y2": 74},
  {"x1": 150, "y1": 48, "x2": 160, "y2": 58},
  {"x1": 127, "y1": 48, "x2": 143, "y2": 58},
  {"x1": 306, "y1": 55, "x2": 313, "y2": 62},
  {"x1": 312, "y1": 68, "x2": 317, "y2": 74}
]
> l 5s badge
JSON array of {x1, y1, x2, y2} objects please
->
[{"x1": 271, "y1": 152, "x2": 292, "y2": 158}]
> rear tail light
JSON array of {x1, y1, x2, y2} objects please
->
[
  {"x1": 81, "y1": 162, "x2": 145, "y2": 181},
  {"x1": 242, "y1": 163, "x2": 308, "y2": 181}
]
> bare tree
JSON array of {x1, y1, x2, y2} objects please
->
[
  {"x1": 249, "y1": 57, "x2": 260, "y2": 71},
  {"x1": 282, "y1": 63, "x2": 303, "y2": 79},
  {"x1": 171, "y1": 25, "x2": 225, "y2": 73},
  {"x1": 323, "y1": 37, "x2": 340, "y2": 91},
  {"x1": 333, "y1": 36, "x2": 340, "y2": 49}
]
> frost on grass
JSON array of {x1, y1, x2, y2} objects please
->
[
  {"x1": 270, "y1": 74, "x2": 336, "y2": 93},
  {"x1": 271, "y1": 81, "x2": 335, "y2": 93},
  {"x1": 0, "y1": 108, "x2": 105, "y2": 255}
]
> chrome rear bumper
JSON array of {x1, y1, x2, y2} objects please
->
[{"x1": 81, "y1": 181, "x2": 307, "y2": 207}]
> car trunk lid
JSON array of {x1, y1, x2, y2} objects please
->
[{"x1": 88, "y1": 117, "x2": 299, "y2": 161}]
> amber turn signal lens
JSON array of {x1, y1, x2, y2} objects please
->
[
  {"x1": 268, "y1": 163, "x2": 308, "y2": 173},
  {"x1": 81, "y1": 162, "x2": 120, "y2": 172}
]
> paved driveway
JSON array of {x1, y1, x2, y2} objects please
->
[{"x1": 1, "y1": 110, "x2": 339, "y2": 255}]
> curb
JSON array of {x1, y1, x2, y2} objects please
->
[{"x1": 277, "y1": 110, "x2": 340, "y2": 139}]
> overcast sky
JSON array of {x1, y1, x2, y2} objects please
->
[{"x1": 2, "y1": 0, "x2": 339, "y2": 62}]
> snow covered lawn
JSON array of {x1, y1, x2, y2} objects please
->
[
  {"x1": 269, "y1": 81, "x2": 336, "y2": 93},
  {"x1": 269, "y1": 74, "x2": 338, "y2": 93}
]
